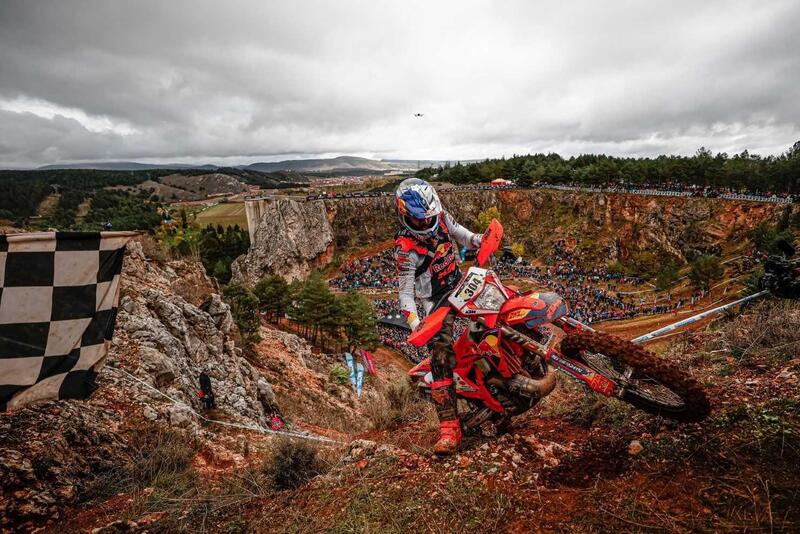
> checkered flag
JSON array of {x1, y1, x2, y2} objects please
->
[{"x1": 0, "y1": 231, "x2": 138, "y2": 411}]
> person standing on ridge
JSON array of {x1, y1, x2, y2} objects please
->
[
  {"x1": 393, "y1": 178, "x2": 482, "y2": 455},
  {"x1": 198, "y1": 371, "x2": 216, "y2": 410}
]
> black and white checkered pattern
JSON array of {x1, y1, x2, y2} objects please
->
[{"x1": 0, "y1": 231, "x2": 137, "y2": 411}]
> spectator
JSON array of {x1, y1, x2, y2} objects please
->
[{"x1": 198, "y1": 371, "x2": 215, "y2": 410}]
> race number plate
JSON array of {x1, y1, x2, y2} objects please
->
[
  {"x1": 456, "y1": 272, "x2": 483, "y2": 300},
  {"x1": 449, "y1": 267, "x2": 487, "y2": 311}
]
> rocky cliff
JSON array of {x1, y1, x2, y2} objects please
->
[
  {"x1": 0, "y1": 237, "x2": 410, "y2": 531},
  {"x1": 234, "y1": 190, "x2": 790, "y2": 284},
  {"x1": 0, "y1": 240, "x2": 276, "y2": 530},
  {"x1": 115, "y1": 241, "x2": 276, "y2": 425},
  {"x1": 234, "y1": 199, "x2": 336, "y2": 282}
]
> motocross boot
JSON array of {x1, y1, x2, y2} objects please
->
[
  {"x1": 429, "y1": 313, "x2": 460, "y2": 455},
  {"x1": 430, "y1": 379, "x2": 462, "y2": 455}
]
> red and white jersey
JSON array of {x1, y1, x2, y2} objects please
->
[{"x1": 395, "y1": 211, "x2": 481, "y2": 329}]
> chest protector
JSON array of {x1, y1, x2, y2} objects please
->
[{"x1": 396, "y1": 214, "x2": 461, "y2": 299}]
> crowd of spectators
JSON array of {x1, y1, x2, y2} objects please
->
[
  {"x1": 377, "y1": 324, "x2": 430, "y2": 363},
  {"x1": 355, "y1": 240, "x2": 717, "y2": 329},
  {"x1": 495, "y1": 243, "x2": 679, "y2": 324},
  {"x1": 329, "y1": 249, "x2": 397, "y2": 290},
  {"x1": 539, "y1": 182, "x2": 794, "y2": 203},
  {"x1": 342, "y1": 239, "x2": 739, "y2": 362},
  {"x1": 250, "y1": 181, "x2": 795, "y2": 204},
  {"x1": 372, "y1": 298, "x2": 402, "y2": 317},
  {"x1": 496, "y1": 263, "x2": 670, "y2": 323}
]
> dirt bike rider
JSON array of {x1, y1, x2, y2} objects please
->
[{"x1": 394, "y1": 178, "x2": 482, "y2": 455}]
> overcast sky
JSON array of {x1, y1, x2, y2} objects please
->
[{"x1": 0, "y1": 0, "x2": 798, "y2": 168}]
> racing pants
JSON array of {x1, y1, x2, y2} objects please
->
[{"x1": 428, "y1": 312, "x2": 458, "y2": 421}]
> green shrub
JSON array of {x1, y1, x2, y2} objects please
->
[
  {"x1": 656, "y1": 261, "x2": 681, "y2": 290},
  {"x1": 330, "y1": 364, "x2": 350, "y2": 385},
  {"x1": 689, "y1": 254, "x2": 724, "y2": 289}
]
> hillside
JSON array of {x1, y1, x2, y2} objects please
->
[
  {"x1": 138, "y1": 173, "x2": 249, "y2": 201},
  {"x1": 233, "y1": 297, "x2": 800, "y2": 532},
  {"x1": 124, "y1": 170, "x2": 309, "y2": 201},
  {"x1": 34, "y1": 156, "x2": 416, "y2": 174},
  {"x1": 37, "y1": 162, "x2": 218, "y2": 171},
  {"x1": 0, "y1": 239, "x2": 411, "y2": 532},
  {"x1": 0, "y1": 167, "x2": 306, "y2": 229},
  {"x1": 7, "y1": 290, "x2": 795, "y2": 532},
  {"x1": 235, "y1": 189, "x2": 787, "y2": 284}
]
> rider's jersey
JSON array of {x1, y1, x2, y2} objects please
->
[{"x1": 395, "y1": 211, "x2": 481, "y2": 330}]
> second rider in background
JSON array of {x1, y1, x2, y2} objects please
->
[{"x1": 394, "y1": 178, "x2": 482, "y2": 455}]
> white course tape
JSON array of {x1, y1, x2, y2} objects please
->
[{"x1": 107, "y1": 366, "x2": 344, "y2": 445}]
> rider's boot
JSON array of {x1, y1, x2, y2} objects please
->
[{"x1": 430, "y1": 379, "x2": 461, "y2": 455}]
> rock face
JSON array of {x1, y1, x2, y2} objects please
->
[
  {"x1": 116, "y1": 241, "x2": 273, "y2": 425},
  {"x1": 0, "y1": 241, "x2": 276, "y2": 530},
  {"x1": 235, "y1": 190, "x2": 788, "y2": 283},
  {"x1": 233, "y1": 199, "x2": 336, "y2": 283}
]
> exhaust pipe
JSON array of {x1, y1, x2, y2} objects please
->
[{"x1": 508, "y1": 370, "x2": 557, "y2": 399}]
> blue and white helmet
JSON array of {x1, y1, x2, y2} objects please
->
[{"x1": 395, "y1": 178, "x2": 443, "y2": 238}]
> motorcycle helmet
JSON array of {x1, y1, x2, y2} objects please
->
[{"x1": 395, "y1": 178, "x2": 443, "y2": 239}]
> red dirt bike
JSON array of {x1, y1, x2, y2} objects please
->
[{"x1": 407, "y1": 219, "x2": 709, "y2": 434}]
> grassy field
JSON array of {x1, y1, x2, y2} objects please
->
[{"x1": 193, "y1": 202, "x2": 248, "y2": 229}]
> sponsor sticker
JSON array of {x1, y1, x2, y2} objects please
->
[
  {"x1": 590, "y1": 374, "x2": 615, "y2": 395},
  {"x1": 550, "y1": 353, "x2": 589, "y2": 376}
]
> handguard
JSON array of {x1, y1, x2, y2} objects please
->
[
  {"x1": 477, "y1": 218, "x2": 503, "y2": 267},
  {"x1": 407, "y1": 306, "x2": 451, "y2": 347}
]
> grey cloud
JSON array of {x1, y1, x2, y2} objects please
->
[{"x1": 0, "y1": 0, "x2": 798, "y2": 168}]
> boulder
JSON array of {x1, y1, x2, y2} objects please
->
[
  {"x1": 167, "y1": 405, "x2": 194, "y2": 427},
  {"x1": 233, "y1": 199, "x2": 335, "y2": 284}
]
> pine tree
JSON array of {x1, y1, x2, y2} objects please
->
[
  {"x1": 297, "y1": 272, "x2": 337, "y2": 345},
  {"x1": 254, "y1": 275, "x2": 290, "y2": 322},
  {"x1": 689, "y1": 255, "x2": 724, "y2": 290},
  {"x1": 222, "y1": 283, "x2": 261, "y2": 348},
  {"x1": 339, "y1": 291, "x2": 379, "y2": 351},
  {"x1": 212, "y1": 259, "x2": 230, "y2": 282}
]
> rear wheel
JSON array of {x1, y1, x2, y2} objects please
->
[{"x1": 560, "y1": 331, "x2": 709, "y2": 422}]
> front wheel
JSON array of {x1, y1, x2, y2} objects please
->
[{"x1": 560, "y1": 331, "x2": 709, "y2": 422}]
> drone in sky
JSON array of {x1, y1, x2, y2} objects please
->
[{"x1": 413, "y1": 113, "x2": 424, "y2": 117}]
